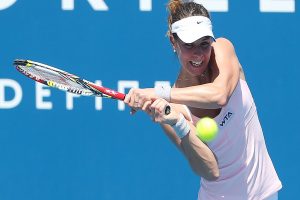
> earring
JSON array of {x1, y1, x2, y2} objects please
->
[{"x1": 173, "y1": 49, "x2": 176, "y2": 53}]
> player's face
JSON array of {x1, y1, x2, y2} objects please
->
[{"x1": 174, "y1": 36, "x2": 213, "y2": 77}]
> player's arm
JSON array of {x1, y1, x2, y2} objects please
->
[
  {"x1": 170, "y1": 38, "x2": 241, "y2": 108},
  {"x1": 159, "y1": 103, "x2": 219, "y2": 181}
]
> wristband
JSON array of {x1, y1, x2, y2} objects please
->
[
  {"x1": 154, "y1": 85, "x2": 171, "y2": 102},
  {"x1": 172, "y1": 113, "x2": 190, "y2": 139}
]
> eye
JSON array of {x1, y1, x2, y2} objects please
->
[
  {"x1": 184, "y1": 43, "x2": 193, "y2": 49},
  {"x1": 201, "y1": 42, "x2": 210, "y2": 48}
]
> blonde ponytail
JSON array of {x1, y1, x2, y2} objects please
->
[
  {"x1": 168, "y1": 0, "x2": 182, "y2": 15},
  {"x1": 167, "y1": 0, "x2": 183, "y2": 36}
]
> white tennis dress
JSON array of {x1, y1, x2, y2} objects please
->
[{"x1": 185, "y1": 79, "x2": 282, "y2": 200}]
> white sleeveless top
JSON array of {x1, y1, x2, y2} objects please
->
[{"x1": 185, "y1": 79, "x2": 282, "y2": 200}]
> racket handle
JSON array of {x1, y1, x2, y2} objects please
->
[{"x1": 165, "y1": 105, "x2": 171, "y2": 115}]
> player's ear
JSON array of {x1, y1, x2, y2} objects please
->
[{"x1": 169, "y1": 34, "x2": 176, "y2": 52}]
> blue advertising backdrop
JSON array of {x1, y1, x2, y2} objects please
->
[{"x1": 0, "y1": 0, "x2": 299, "y2": 199}]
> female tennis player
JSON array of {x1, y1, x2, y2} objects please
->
[{"x1": 124, "y1": 1, "x2": 282, "y2": 199}]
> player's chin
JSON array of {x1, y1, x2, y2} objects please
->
[
  {"x1": 189, "y1": 68, "x2": 203, "y2": 77},
  {"x1": 187, "y1": 66, "x2": 205, "y2": 75}
]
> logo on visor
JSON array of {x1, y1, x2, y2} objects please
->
[{"x1": 197, "y1": 21, "x2": 202, "y2": 24}]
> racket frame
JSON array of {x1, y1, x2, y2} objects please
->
[
  {"x1": 13, "y1": 59, "x2": 170, "y2": 114},
  {"x1": 14, "y1": 59, "x2": 126, "y2": 100}
]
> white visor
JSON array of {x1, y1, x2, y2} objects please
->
[{"x1": 171, "y1": 16, "x2": 215, "y2": 43}]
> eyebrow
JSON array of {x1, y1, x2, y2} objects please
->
[
  {"x1": 198, "y1": 36, "x2": 211, "y2": 42},
  {"x1": 185, "y1": 37, "x2": 211, "y2": 46},
  {"x1": 178, "y1": 36, "x2": 212, "y2": 46}
]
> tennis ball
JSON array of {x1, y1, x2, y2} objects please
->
[{"x1": 196, "y1": 117, "x2": 218, "y2": 142}]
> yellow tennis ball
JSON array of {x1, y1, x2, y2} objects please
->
[{"x1": 196, "y1": 117, "x2": 218, "y2": 142}]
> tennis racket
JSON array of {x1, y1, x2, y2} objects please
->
[{"x1": 13, "y1": 59, "x2": 171, "y2": 114}]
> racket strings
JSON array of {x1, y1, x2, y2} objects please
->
[
  {"x1": 17, "y1": 64, "x2": 94, "y2": 95},
  {"x1": 15, "y1": 60, "x2": 115, "y2": 98},
  {"x1": 23, "y1": 64, "x2": 84, "y2": 88}
]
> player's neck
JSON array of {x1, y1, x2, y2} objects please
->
[{"x1": 176, "y1": 67, "x2": 210, "y2": 87}]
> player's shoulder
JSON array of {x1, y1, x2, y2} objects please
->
[
  {"x1": 214, "y1": 37, "x2": 234, "y2": 45},
  {"x1": 212, "y1": 37, "x2": 236, "y2": 56}
]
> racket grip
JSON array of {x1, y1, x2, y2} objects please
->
[{"x1": 165, "y1": 105, "x2": 171, "y2": 115}]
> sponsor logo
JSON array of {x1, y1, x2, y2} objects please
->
[{"x1": 219, "y1": 111, "x2": 233, "y2": 127}]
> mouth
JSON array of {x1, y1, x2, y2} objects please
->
[{"x1": 189, "y1": 60, "x2": 203, "y2": 68}]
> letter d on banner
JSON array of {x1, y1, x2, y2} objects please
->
[
  {"x1": 0, "y1": 0, "x2": 17, "y2": 10},
  {"x1": 0, "y1": 79, "x2": 22, "y2": 109}
]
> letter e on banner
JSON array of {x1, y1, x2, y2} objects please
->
[{"x1": 36, "y1": 83, "x2": 53, "y2": 110}]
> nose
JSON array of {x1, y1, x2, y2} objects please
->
[
  {"x1": 192, "y1": 49, "x2": 204, "y2": 60},
  {"x1": 193, "y1": 47, "x2": 205, "y2": 56}
]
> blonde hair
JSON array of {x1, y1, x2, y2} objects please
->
[{"x1": 167, "y1": 1, "x2": 211, "y2": 37}]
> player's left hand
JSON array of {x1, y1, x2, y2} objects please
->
[{"x1": 124, "y1": 88, "x2": 158, "y2": 114}]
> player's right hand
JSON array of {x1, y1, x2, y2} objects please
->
[{"x1": 148, "y1": 98, "x2": 179, "y2": 126}]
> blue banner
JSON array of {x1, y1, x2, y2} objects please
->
[{"x1": 0, "y1": 1, "x2": 299, "y2": 199}]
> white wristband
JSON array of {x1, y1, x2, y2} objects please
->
[
  {"x1": 172, "y1": 113, "x2": 190, "y2": 139},
  {"x1": 154, "y1": 85, "x2": 171, "y2": 102}
]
